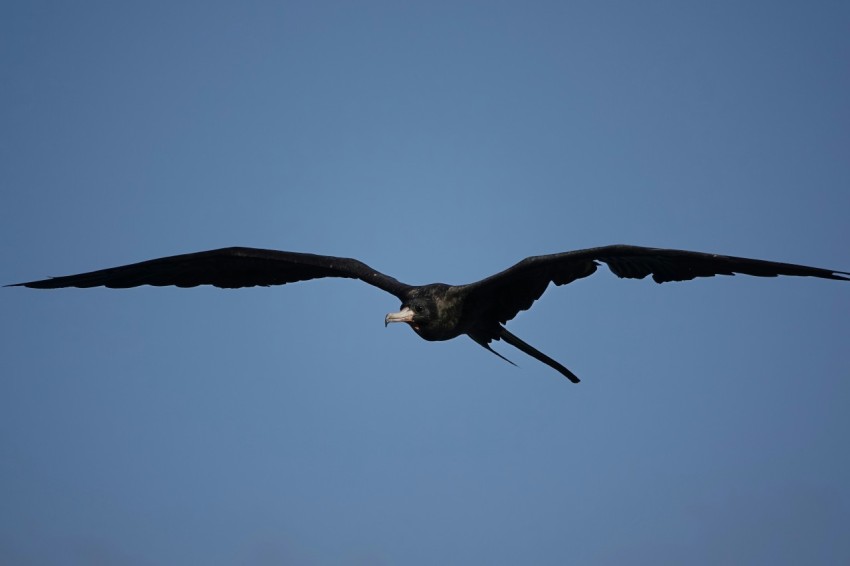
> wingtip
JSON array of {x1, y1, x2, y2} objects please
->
[{"x1": 4, "y1": 277, "x2": 60, "y2": 289}]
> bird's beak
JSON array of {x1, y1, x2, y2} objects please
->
[{"x1": 385, "y1": 306, "x2": 414, "y2": 327}]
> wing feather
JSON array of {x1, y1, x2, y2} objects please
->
[
  {"x1": 8, "y1": 247, "x2": 412, "y2": 298},
  {"x1": 461, "y1": 245, "x2": 849, "y2": 325}
]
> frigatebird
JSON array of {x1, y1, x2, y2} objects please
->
[{"x1": 8, "y1": 245, "x2": 849, "y2": 382}]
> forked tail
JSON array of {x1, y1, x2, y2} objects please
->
[{"x1": 498, "y1": 326, "x2": 580, "y2": 383}]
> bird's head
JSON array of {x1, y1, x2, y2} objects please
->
[{"x1": 384, "y1": 296, "x2": 437, "y2": 336}]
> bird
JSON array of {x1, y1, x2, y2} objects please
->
[{"x1": 8, "y1": 245, "x2": 849, "y2": 382}]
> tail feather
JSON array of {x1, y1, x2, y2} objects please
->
[
  {"x1": 478, "y1": 340, "x2": 518, "y2": 367},
  {"x1": 498, "y1": 327, "x2": 580, "y2": 383}
]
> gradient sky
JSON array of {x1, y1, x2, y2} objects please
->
[{"x1": 2, "y1": 2, "x2": 849, "y2": 565}]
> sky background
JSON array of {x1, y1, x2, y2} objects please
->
[{"x1": 1, "y1": 1, "x2": 849, "y2": 564}]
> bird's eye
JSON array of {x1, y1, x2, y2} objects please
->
[{"x1": 414, "y1": 305, "x2": 423, "y2": 313}]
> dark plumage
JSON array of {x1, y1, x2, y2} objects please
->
[{"x1": 8, "y1": 245, "x2": 849, "y2": 382}]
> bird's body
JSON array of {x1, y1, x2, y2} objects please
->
[{"x1": 9, "y1": 245, "x2": 849, "y2": 382}]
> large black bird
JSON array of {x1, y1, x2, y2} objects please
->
[{"x1": 9, "y1": 245, "x2": 849, "y2": 382}]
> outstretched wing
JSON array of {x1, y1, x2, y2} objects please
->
[
  {"x1": 461, "y1": 244, "x2": 850, "y2": 325},
  {"x1": 8, "y1": 247, "x2": 412, "y2": 299}
]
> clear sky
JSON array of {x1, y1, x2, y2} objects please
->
[{"x1": 1, "y1": 2, "x2": 849, "y2": 564}]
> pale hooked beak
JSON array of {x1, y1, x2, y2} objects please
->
[{"x1": 385, "y1": 306, "x2": 415, "y2": 327}]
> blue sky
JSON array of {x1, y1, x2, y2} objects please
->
[{"x1": 1, "y1": 1, "x2": 849, "y2": 564}]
